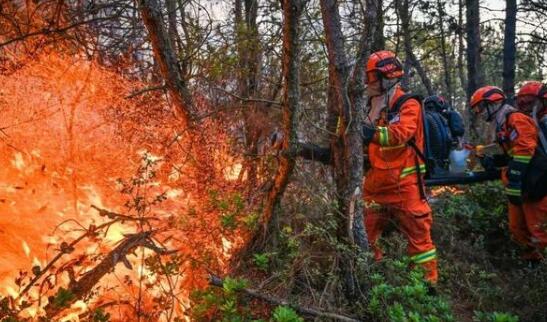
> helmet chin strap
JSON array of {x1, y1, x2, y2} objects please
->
[
  {"x1": 381, "y1": 78, "x2": 399, "y2": 108},
  {"x1": 485, "y1": 102, "x2": 502, "y2": 122}
]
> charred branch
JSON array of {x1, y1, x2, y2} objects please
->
[{"x1": 45, "y1": 231, "x2": 174, "y2": 318}]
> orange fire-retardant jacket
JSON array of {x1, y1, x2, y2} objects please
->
[
  {"x1": 497, "y1": 111, "x2": 538, "y2": 186},
  {"x1": 364, "y1": 85, "x2": 430, "y2": 213}
]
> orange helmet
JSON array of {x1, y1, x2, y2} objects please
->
[
  {"x1": 516, "y1": 81, "x2": 547, "y2": 113},
  {"x1": 517, "y1": 81, "x2": 546, "y2": 98},
  {"x1": 365, "y1": 50, "x2": 404, "y2": 84},
  {"x1": 470, "y1": 86, "x2": 506, "y2": 108}
]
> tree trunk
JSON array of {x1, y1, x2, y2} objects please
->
[
  {"x1": 138, "y1": 0, "x2": 193, "y2": 126},
  {"x1": 236, "y1": 0, "x2": 261, "y2": 193},
  {"x1": 457, "y1": 0, "x2": 467, "y2": 96},
  {"x1": 399, "y1": 0, "x2": 434, "y2": 95},
  {"x1": 166, "y1": 0, "x2": 182, "y2": 54},
  {"x1": 320, "y1": 0, "x2": 369, "y2": 299},
  {"x1": 258, "y1": 0, "x2": 303, "y2": 246},
  {"x1": 502, "y1": 0, "x2": 517, "y2": 104},
  {"x1": 465, "y1": 0, "x2": 484, "y2": 138},
  {"x1": 438, "y1": 0, "x2": 453, "y2": 103},
  {"x1": 366, "y1": 0, "x2": 384, "y2": 52}
]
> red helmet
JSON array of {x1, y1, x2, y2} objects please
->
[
  {"x1": 517, "y1": 81, "x2": 547, "y2": 98},
  {"x1": 470, "y1": 86, "x2": 506, "y2": 108},
  {"x1": 365, "y1": 50, "x2": 404, "y2": 84},
  {"x1": 516, "y1": 81, "x2": 547, "y2": 113}
]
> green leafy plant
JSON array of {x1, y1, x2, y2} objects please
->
[
  {"x1": 91, "y1": 308, "x2": 111, "y2": 322},
  {"x1": 473, "y1": 311, "x2": 519, "y2": 322},
  {"x1": 253, "y1": 253, "x2": 270, "y2": 272},
  {"x1": 368, "y1": 259, "x2": 455, "y2": 322},
  {"x1": 51, "y1": 287, "x2": 75, "y2": 309},
  {"x1": 191, "y1": 277, "x2": 252, "y2": 321},
  {"x1": 271, "y1": 306, "x2": 303, "y2": 322}
]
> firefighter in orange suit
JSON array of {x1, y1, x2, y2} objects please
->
[
  {"x1": 361, "y1": 50, "x2": 438, "y2": 283},
  {"x1": 514, "y1": 82, "x2": 547, "y2": 261},
  {"x1": 470, "y1": 85, "x2": 546, "y2": 262}
]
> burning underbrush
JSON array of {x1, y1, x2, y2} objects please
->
[{"x1": 0, "y1": 53, "x2": 252, "y2": 320}]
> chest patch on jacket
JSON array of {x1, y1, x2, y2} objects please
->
[
  {"x1": 509, "y1": 129, "x2": 518, "y2": 141},
  {"x1": 389, "y1": 114, "x2": 400, "y2": 124}
]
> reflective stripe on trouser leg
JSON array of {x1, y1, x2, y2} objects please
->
[
  {"x1": 410, "y1": 248, "x2": 437, "y2": 264},
  {"x1": 410, "y1": 249, "x2": 438, "y2": 283}
]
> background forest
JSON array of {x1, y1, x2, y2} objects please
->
[{"x1": 0, "y1": 0, "x2": 546, "y2": 321}]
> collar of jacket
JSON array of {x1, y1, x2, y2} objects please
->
[
  {"x1": 387, "y1": 84, "x2": 406, "y2": 110},
  {"x1": 495, "y1": 103, "x2": 517, "y2": 129}
]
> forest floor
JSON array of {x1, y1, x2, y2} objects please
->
[{"x1": 192, "y1": 179, "x2": 547, "y2": 322}]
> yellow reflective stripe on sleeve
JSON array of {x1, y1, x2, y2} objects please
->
[
  {"x1": 378, "y1": 126, "x2": 389, "y2": 146},
  {"x1": 505, "y1": 188, "x2": 521, "y2": 196},
  {"x1": 400, "y1": 164, "x2": 427, "y2": 178},
  {"x1": 411, "y1": 248, "x2": 437, "y2": 264},
  {"x1": 513, "y1": 155, "x2": 532, "y2": 163}
]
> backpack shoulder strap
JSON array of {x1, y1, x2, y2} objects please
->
[
  {"x1": 391, "y1": 93, "x2": 422, "y2": 114},
  {"x1": 504, "y1": 110, "x2": 524, "y2": 124},
  {"x1": 391, "y1": 93, "x2": 427, "y2": 200}
]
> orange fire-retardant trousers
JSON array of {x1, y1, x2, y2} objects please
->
[
  {"x1": 508, "y1": 195, "x2": 547, "y2": 260},
  {"x1": 365, "y1": 203, "x2": 438, "y2": 283}
]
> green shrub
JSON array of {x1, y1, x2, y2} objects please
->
[
  {"x1": 271, "y1": 306, "x2": 303, "y2": 322},
  {"x1": 368, "y1": 259, "x2": 455, "y2": 322},
  {"x1": 253, "y1": 253, "x2": 270, "y2": 272},
  {"x1": 473, "y1": 311, "x2": 519, "y2": 322}
]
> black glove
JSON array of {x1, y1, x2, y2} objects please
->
[
  {"x1": 505, "y1": 159, "x2": 528, "y2": 205},
  {"x1": 492, "y1": 154, "x2": 510, "y2": 167},
  {"x1": 479, "y1": 156, "x2": 496, "y2": 171},
  {"x1": 479, "y1": 154, "x2": 509, "y2": 170},
  {"x1": 362, "y1": 123, "x2": 376, "y2": 144}
]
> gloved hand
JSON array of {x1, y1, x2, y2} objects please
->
[
  {"x1": 505, "y1": 159, "x2": 528, "y2": 205},
  {"x1": 362, "y1": 123, "x2": 376, "y2": 144},
  {"x1": 479, "y1": 154, "x2": 509, "y2": 170},
  {"x1": 492, "y1": 154, "x2": 510, "y2": 167},
  {"x1": 479, "y1": 156, "x2": 496, "y2": 171},
  {"x1": 475, "y1": 144, "x2": 486, "y2": 158}
]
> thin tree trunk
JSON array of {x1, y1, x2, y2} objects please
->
[
  {"x1": 400, "y1": 0, "x2": 434, "y2": 95},
  {"x1": 457, "y1": 0, "x2": 466, "y2": 96},
  {"x1": 235, "y1": 0, "x2": 262, "y2": 192},
  {"x1": 466, "y1": 0, "x2": 484, "y2": 138},
  {"x1": 320, "y1": 0, "x2": 369, "y2": 299},
  {"x1": 166, "y1": 0, "x2": 182, "y2": 54},
  {"x1": 438, "y1": 0, "x2": 453, "y2": 103},
  {"x1": 502, "y1": 0, "x2": 517, "y2": 104},
  {"x1": 367, "y1": 0, "x2": 384, "y2": 52},
  {"x1": 138, "y1": 0, "x2": 193, "y2": 126},
  {"x1": 259, "y1": 0, "x2": 303, "y2": 246}
]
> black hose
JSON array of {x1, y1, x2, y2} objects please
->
[{"x1": 424, "y1": 169, "x2": 501, "y2": 187}]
